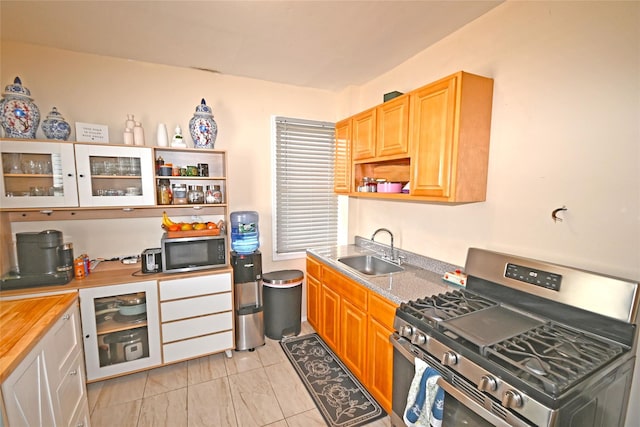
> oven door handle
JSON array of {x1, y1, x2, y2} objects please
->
[{"x1": 436, "y1": 377, "x2": 524, "y2": 427}]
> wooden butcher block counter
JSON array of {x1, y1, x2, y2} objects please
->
[{"x1": 0, "y1": 293, "x2": 77, "y2": 383}]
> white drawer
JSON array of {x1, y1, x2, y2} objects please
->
[
  {"x1": 162, "y1": 331, "x2": 233, "y2": 363},
  {"x1": 162, "y1": 311, "x2": 233, "y2": 343},
  {"x1": 159, "y1": 272, "x2": 232, "y2": 301},
  {"x1": 46, "y1": 304, "x2": 82, "y2": 382},
  {"x1": 54, "y1": 351, "x2": 87, "y2": 427},
  {"x1": 161, "y1": 292, "x2": 232, "y2": 322}
]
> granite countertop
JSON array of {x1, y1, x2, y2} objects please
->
[{"x1": 307, "y1": 236, "x2": 463, "y2": 304}]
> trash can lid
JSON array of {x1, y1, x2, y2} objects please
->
[{"x1": 262, "y1": 269, "x2": 304, "y2": 286}]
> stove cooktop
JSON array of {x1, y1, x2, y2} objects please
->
[{"x1": 397, "y1": 287, "x2": 629, "y2": 398}]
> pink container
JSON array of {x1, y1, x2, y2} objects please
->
[{"x1": 377, "y1": 182, "x2": 403, "y2": 193}]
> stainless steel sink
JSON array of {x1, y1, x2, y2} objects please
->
[{"x1": 337, "y1": 255, "x2": 404, "y2": 275}]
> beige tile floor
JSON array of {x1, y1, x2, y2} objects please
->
[{"x1": 87, "y1": 322, "x2": 391, "y2": 427}]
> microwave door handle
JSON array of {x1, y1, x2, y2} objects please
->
[{"x1": 435, "y1": 377, "x2": 530, "y2": 427}]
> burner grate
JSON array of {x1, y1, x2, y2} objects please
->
[
  {"x1": 485, "y1": 322, "x2": 625, "y2": 395},
  {"x1": 400, "y1": 290, "x2": 496, "y2": 325}
]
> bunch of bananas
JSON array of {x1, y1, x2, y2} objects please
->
[{"x1": 161, "y1": 211, "x2": 220, "y2": 232}]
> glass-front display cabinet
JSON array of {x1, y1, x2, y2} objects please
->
[
  {"x1": 79, "y1": 280, "x2": 161, "y2": 381},
  {"x1": 0, "y1": 140, "x2": 79, "y2": 208},
  {"x1": 74, "y1": 144, "x2": 155, "y2": 207}
]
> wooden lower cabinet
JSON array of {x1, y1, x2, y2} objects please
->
[
  {"x1": 306, "y1": 257, "x2": 322, "y2": 330},
  {"x1": 340, "y1": 299, "x2": 368, "y2": 380},
  {"x1": 367, "y1": 292, "x2": 398, "y2": 412},
  {"x1": 306, "y1": 256, "x2": 398, "y2": 413},
  {"x1": 320, "y1": 283, "x2": 341, "y2": 353}
]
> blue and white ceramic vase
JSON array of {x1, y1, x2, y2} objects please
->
[
  {"x1": 42, "y1": 107, "x2": 71, "y2": 141},
  {"x1": 0, "y1": 76, "x2": 40, "y2": 139},
  {"x1": 188, "y1": 98, "x2": 217, "y2": 149}
]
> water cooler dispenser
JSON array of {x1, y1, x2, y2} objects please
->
[{"x1": 231, "y1": 250, "x2": 265, "y2": 351}]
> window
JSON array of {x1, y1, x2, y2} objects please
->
[{"x1": 272, "y1": 116, "x2": 339, "y2": 260}]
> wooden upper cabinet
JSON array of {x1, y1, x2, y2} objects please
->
[
  {"x1": 376, "y1": 94, "x2": 410, "y2": 159},
  {"x1": 336, "y1": 71, "x2": 493, "y2": 203},
  {"x1": 351, "y1": 108, "x2": 377, "y2": 161},
  {"x1": 334, "y1": 118, "x2": 352, "y2": 194},
  {"x1": 409, "y1": 72, "x2": 493, "y2": 202}
]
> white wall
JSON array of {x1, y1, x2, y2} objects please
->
[
  {"x1": 0, "y1": 41, "x2": 337, "y2": 276},
  {"x1": 340, "y1": 3, "x2": 640, "y2": 425},
  {"x1": 342, "y1": 1, "x2": 640, "y2": 281}
]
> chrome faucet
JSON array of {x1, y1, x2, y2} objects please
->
[{"x1": 371, "y1": 228, "x2": 397, "y2": 263}]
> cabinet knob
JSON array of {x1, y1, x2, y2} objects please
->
[
  {"x1": 79, "y1": 174, "x2": 85, "y2": 178},
  {"x1": 69, "y1": 369, "x2": 78, "y2": 376},
  {"x1": 63, "y1": 314, "x2": 71, "y2": 320}
]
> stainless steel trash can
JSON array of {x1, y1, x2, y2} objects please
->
[{"x1": 262, "y1": 269, "x2": 303, "y2": 340}]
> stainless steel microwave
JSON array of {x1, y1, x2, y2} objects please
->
[{"x1": 161, "y1": 233, "x2": 227, "y2": 273}]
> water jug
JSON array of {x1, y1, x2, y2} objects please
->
[{"x1": 231, "y1": 211, "x2": 259, "y2": 254}]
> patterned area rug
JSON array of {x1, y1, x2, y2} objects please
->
[{"x1": 281, "y1": 333, "x2": 386, "y2": 427}]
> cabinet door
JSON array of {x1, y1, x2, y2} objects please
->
[
  {"x1": 409, "y1": 76, "x2": 457, "y2": 198},
  {"x1": 306, "y1": 257, "x2": 322, "y2": 331},
  {"x1": 367, "y1": 318, "x2": 394, "y2": 412},
  {"x1": 334, "y1": 118, "x2": 352, "y2": 193},
  {"x1": 351, "y1": 108, "x2": 377, "y2": 161},
  {"x1": 340, "y1": 299, "x2": 368, "y2": 382},
  {"x1": 79, "y1": 280, "x2": 161, "y2": 381},
  {"x1": 377, "y1": 95, "x2": 410, "y2": 158},
  {"x1": 74, "y1": 144, "x2": 155, "y2": 207},
  {"x1": 1, "y1": 346, "x2": 57, "y2": 426},
  {"x1": 0, "y1": 140, "x2": 78, "y2": 208},
  {"x1": 306, "y1": 274, "x2": 321, "y2": 332},
  {"x1": 320, "y1": 284, "x2": 341, "y2": 353}
]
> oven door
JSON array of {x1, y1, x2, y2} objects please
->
[{"x1": 390, "y1": 333, "x2": 530, "y2": 427}]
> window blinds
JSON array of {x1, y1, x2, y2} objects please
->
[{"x1": 274, "y1": 116, "x2": 338, "y2": 255}]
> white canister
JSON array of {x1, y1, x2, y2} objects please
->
[
  {"x1": 133, "y1": 121, "x2": 145, "y2": 146},
  {"x1": 123, "y1": 128, "x2": 134, "y2": 145},
  {"x1": 125, "y1": 114, "x2": 135, "y2": 131},
  {"x1": 156, "y1": 123, "x2": 169, "y2": 147}
]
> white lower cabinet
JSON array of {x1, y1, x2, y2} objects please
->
[
  {"x1": 79, "y1": 280, "x2": 161, "y2": 381},
  {"x1": 1, "y1": 303, "x2": 90, "y2": 426},
  {"x1": 159, "y1": 272, "x2": 234, "y2": 363}
]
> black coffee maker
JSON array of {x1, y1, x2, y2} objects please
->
[{"x1": 1, "y1": 230, "x2": 74, "y2": 290}]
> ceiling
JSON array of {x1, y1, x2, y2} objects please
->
[{"x1": 1, "y1": 1, "x2": 503, "y2": 91}]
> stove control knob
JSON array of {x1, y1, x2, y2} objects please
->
[
  {"x1": 411, "y1": 332, "x2": 427, "y2": 345},
  {"x1": 502, "y1": 389, "x2": 524, "y2": 408},
  {"x1": 399, "y1": 325, "x2": 414, "y2": 338},
  {"x1": 441, "y1": 351, "x2": 458, "y2": 366},
  {"x1": 478, "y1": 375, "x2": 498, "y2": 392}
]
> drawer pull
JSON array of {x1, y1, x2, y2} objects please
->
[{"x1": 63, "y1": 314, "x2": 71, "y2": 320}]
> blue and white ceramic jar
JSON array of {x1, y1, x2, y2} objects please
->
[
  {"x1": 0, "y1": 76, "x2": 40, "y2": 139},
  {"x1": 42, "y1": 107, "x2": 71, "y2": 141},
  {"x1": 188, "y1": 98, "x2": 217, "y2": 149}
]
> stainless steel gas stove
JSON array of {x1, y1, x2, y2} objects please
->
[{"x1": 391, "y1": 248, "x2": 639, "y2": 427}]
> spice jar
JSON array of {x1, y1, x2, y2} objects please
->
[
  {"x1": 187, "y1": 185, "x2": 204, "y2": 204},
  {"x1": 157, "y1": 179, "x2": 172, "y2": 205},
  {"x1": 212, "y1": 185, "x2": 222, "y2": 203},
  {"x1": 172, "y1": 183, "x2": 188, "y2": 204}
]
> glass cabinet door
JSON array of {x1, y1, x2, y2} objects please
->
[
  {"x1": 0, "y1": 140, "x2": 79, "y2": 208},
  {"x1": 74, "y1": 144, "x2": 155, "y2": 207},
  {"x1": 79, "y1": 280, "x2": 161, "y2": 381}
]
